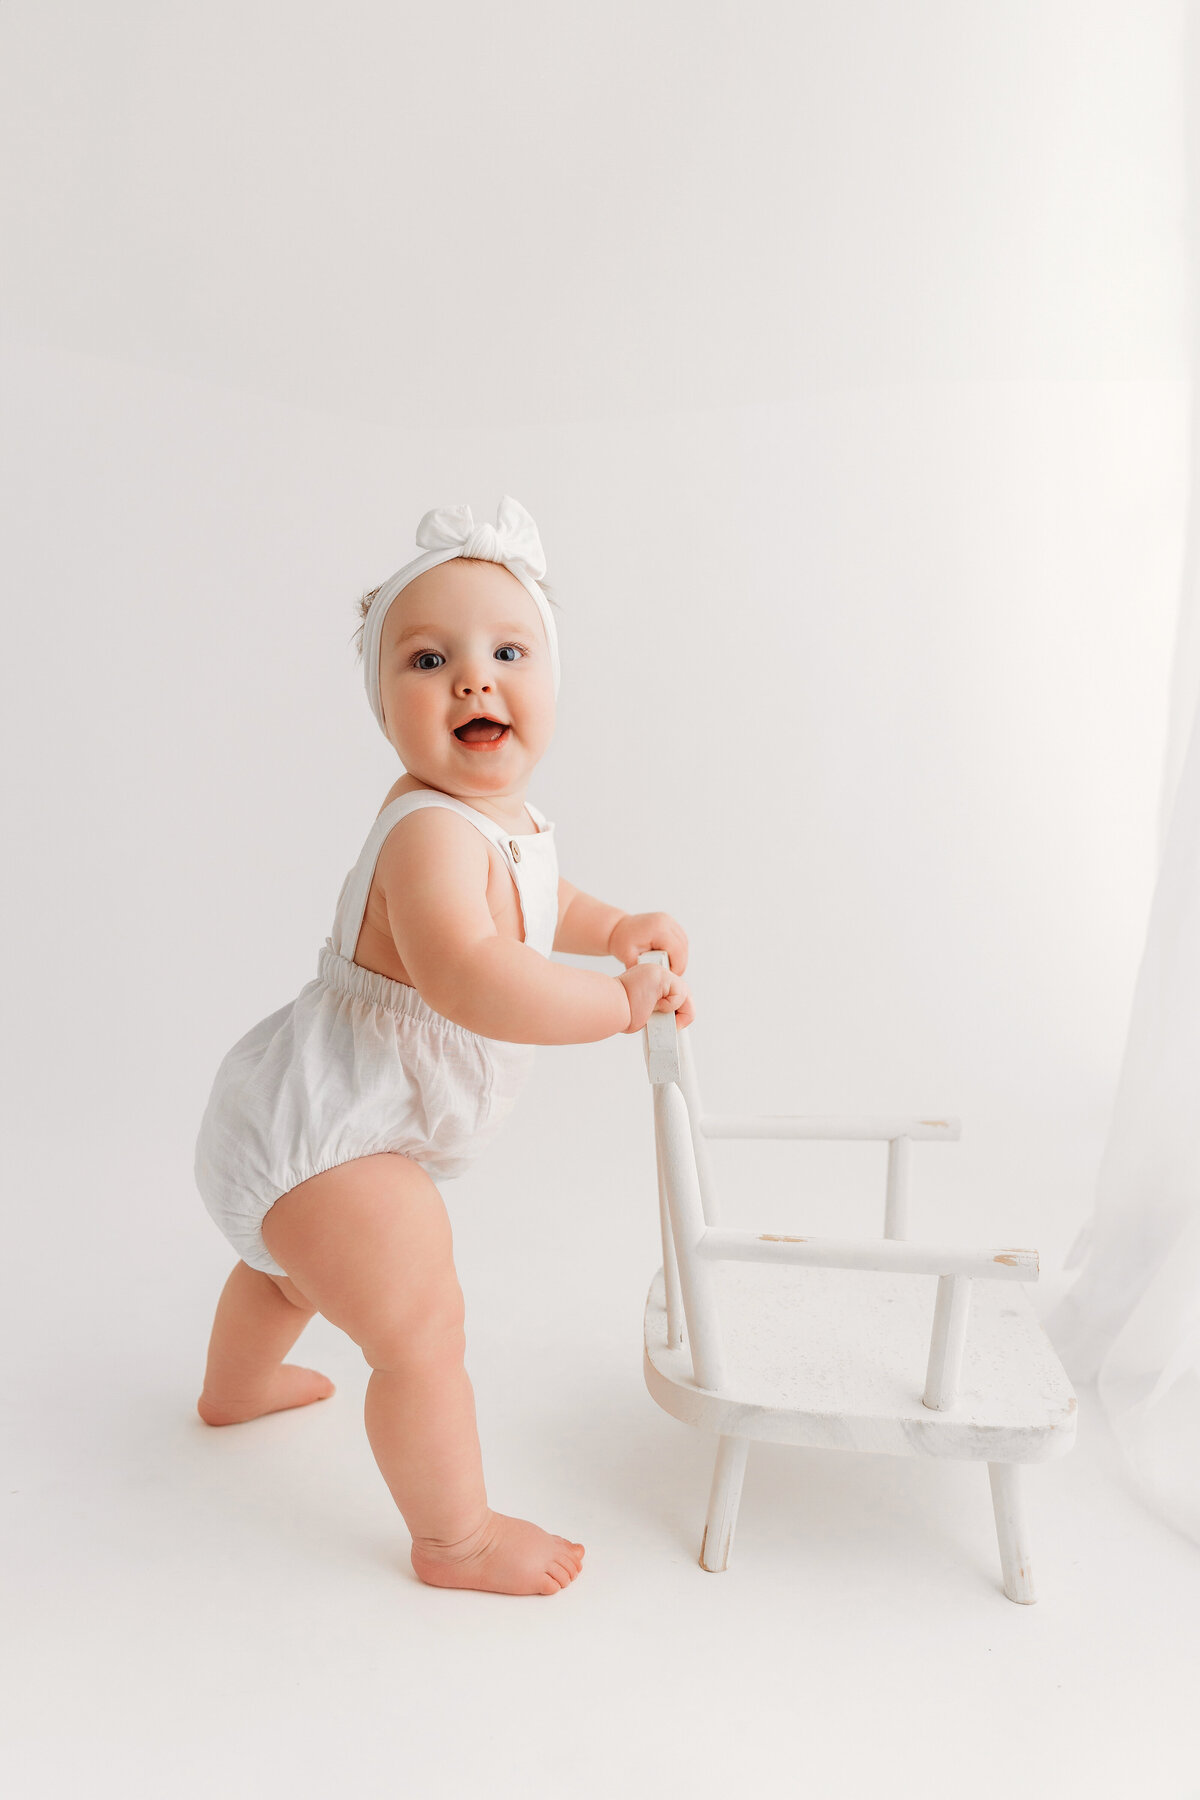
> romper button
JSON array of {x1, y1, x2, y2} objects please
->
[{"x1": 509, "y1": 838, "x2": 522, "y2": 862}]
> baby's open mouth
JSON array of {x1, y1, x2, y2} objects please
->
[{"x1": 453, "y1": 716, "x2": 510, "y2": 744}]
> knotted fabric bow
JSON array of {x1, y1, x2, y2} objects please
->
[
  {"x1": 360, "y1": 495, "x2": 559, "y2": 739},
  {"x1": 415, "y1": 496, "x2": 548, "y2": 580}
]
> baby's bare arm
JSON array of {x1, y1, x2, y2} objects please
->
[
  {"x1": 379, "y1": 811, "x2": 632, "y2": 1045},
  {"x1": 553, "y1": 879, "x2": 626, "y2": 958},
  {"x1": 556, "y1": 878, "x2": 689, "y2": 975},
  {"x1": 555, "y1": 879, "x2": 690, "y2": 974}
]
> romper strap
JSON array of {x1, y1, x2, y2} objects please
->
[{"x1": 331, "y1": 790, "x2": 520, "y2": 962}]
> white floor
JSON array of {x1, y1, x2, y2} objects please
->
[{"x1": 7, "y1": 1068, "x2": 1200, "y2": 1800}]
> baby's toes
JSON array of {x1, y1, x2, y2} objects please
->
[{"x1": 550, "y1": 1560, "x2": 578, "y2": 1588}]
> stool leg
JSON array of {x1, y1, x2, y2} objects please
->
[
  {"x1": 988, "y1": 1462, "x2": 1036, "y2": 1604},
  {"x1": 700, "y1": 1435, "x2": 749, "y2": 1572}
]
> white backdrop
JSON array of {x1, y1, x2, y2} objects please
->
[
  {"x1": 1, "y1": 342, "x2": 1184, "y2": 1279},
  {"x1": 1, "y1": 5, "x2": 1195, "y2": 1798}
]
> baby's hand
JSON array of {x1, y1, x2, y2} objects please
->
[
  {"x1": 608, "y1": 911, "x2": 688, "y2": 974},
  {"x1": 617, "y1": 962, "x2": 694, "y2": 1034}
]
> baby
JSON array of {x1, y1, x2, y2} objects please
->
[{"x1": 193, "y1": 496, "x2": 693, "y2": 1596}]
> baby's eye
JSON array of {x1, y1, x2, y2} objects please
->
[
  {"x1": 412, "y1": 651, "x2": 445, "y2": 671},
  {"x1": 494, "y1": 644, "x2": 524, "y2": 662}
]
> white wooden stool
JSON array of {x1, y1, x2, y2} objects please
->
[{"x1": 638, "y1": 953, "x2": 1077, "y2": 1603}]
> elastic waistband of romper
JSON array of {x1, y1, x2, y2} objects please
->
[{"x1": 316, "y1": 940, "x2": 480, "y2": 1036}]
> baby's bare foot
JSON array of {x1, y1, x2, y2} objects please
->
[
  {"x1": 411, "y1": 1510, "x2": 586, "y2": 1596},
  {"x1": 196, "y1": 1363, "x2": 335, "y2": 1426}
]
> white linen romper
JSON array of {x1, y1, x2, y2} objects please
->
[{"x1": 193, "y1": 790, "x2": 560, "y2": 1279}]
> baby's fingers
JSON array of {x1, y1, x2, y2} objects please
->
[
  {"x1": 655, "y1": 977, "x2": 694, "y2": 1029},
  {"x1": 654, "y1": 917, "x2": 688, "y2": 974}
]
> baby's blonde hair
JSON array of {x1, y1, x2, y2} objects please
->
[{"x1": 350, "y1": 558, "x2": 558, "y2": 662}]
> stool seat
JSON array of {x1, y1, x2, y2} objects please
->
[{"x1": 644, "y1": 1263, "x2": 1077, "y2": 1463}]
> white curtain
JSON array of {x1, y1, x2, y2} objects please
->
[{"x1": 1045, "y1": 375, "x2": 1200, "y2": 1542}]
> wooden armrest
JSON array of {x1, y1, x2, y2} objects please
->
[
  {"x1": 695, "y1": 1229, "x2": 1037, "y2": 1279},
  {"x1": 700, "y1": 1114, "x2": 961, "y2": 1142}
]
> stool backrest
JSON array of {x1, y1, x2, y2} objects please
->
[{"x1": 638, "y1": 955, "x2": 1037, "y2": 1408}]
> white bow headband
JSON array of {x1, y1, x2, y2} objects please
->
[{"x1": 361, "y1": 495, "x2": 559, "y2": 738}]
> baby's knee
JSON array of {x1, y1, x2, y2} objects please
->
[{"x1": 360, "y1": 1287, "x2": 467, "y2": 1375}]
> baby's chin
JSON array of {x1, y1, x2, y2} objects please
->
[{"x1": 401, "y1": 743, "x2": 546, "y2": 798}]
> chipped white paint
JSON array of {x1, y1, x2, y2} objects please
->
[
  {"x1": 988, "y1": 1462, "x2": 1036, "y2": 1603},
  {"x1": 642, "y1": 993, "x2": 681, "y2": 1086},
  {"x1": 635, "y1": 962, "x2": 1077, "y2": 1604},
  {"x1": 701, "y1": 1435, "x2": 749, "y2": 1573},
  {"x1": 694, "y1": 1230, "x2": 1037, "y2": 1280}
]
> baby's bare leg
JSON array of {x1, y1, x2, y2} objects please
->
[
  {"x1": 260, "y1": 1153, "x2": 585, "y2": 1596},
  {"x1": 198, "y1": 1260, "x2": 335, "y2": 1426}
]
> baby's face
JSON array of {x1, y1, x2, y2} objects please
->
[{"x1": 378, "y1": 559, "x2": 556, "y2": 801}]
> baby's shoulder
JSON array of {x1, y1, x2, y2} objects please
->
[{"x1": 373, "y1": 797, "x2": 494, "y2": 890}]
